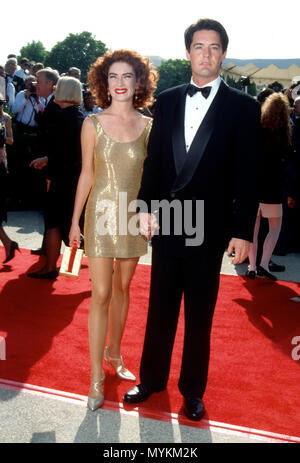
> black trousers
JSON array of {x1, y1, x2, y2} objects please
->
[{"x1": 140, "y1": 242, "x2": 223, "y2": 398}]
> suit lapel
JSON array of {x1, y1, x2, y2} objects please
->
[
  {"x1": 171, "y1": 85, "x2": 189, "y2": 175},
  {"x1": 171, "y1": 80, "x2": 229, "y2": 193}
]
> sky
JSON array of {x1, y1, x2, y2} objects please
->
[{"x1": 1, "y1": 0, "x2": 300, "y2": 63}]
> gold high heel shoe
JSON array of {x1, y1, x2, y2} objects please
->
[
  {"x1": 104, "y1": 347, "x2": 136, "y2": 381},
  {"x1": 87, "y1": 373, "x2": 105, "y2": 411}
]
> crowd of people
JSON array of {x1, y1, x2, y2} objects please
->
[
  {"x1": 0, "y1": 56, "x2": 101, "y2": 211},
  {"x1": 0, "y1": 18, "x2": 300, "y2": 421},
  {"x1": 0, "y1": 54, "x2": 299, "y2": 273}
]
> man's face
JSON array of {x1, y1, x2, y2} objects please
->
[
  {"x1": 5, "y1": 62, "x2": 17, "y2": 76},
  {"x1": 186, "y1": 29, "x2": 226, "y2": 84},
  {"x1": 36, "y1": 74, "x2": 53, "y2": 98}
]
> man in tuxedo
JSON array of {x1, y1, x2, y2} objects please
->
[
  {"x1": 31, "y1": 68, "x2": 60, "y2": 170},
  {"x1": 124, "y1": 19, "x2": 261, "y2": 421},
  {"x1": 29, "y1": 68, "x2": 60, "y2": 255}
]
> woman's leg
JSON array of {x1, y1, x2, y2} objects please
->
[
  {"x1": 107, "y1": 257, "x2": 139, "y2": 358},
  {"x1": 248, "y1": 211, "x2": 261, "y2": 271},
  {"x1": 260, "y1": 216, "x2": 282, "y2": 270},
  {"x1": 88, "y1": 256, "x2": 114, "y2": 398}
]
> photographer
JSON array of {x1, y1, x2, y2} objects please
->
[
  {"x1": 12, "y1": 76, "x2": 44, "y2": 127},
  {"x1": 9, "y1": 76, "x2": 45, "y2": 208}
]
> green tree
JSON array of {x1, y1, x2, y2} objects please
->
[
  {"x1": 156, "y1": 59, "x2": 191, "y2": 94},
  {"x1": 19, "y1": 40, "x2": 48, "y2": 64},
  {"x1": 45, "y1": 31, "x2": 107, "y2": 82}
]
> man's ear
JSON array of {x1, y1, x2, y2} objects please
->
[
  {"x1": 185, "y1": 49, "x2": 191, "y2": 62},
  {"x1": 221, "y1": 49, "x2": 227, "y2": 65}
]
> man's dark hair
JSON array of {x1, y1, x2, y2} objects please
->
[{"x1": 184, "y1": 18, "x2": 229, "y2": 52}]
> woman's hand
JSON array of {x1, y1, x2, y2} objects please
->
[{"x1": 69, "y1": 223, "x2": 81, "y2": 248}]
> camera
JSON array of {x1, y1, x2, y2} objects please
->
[{"x1": 29, "y1": 82, "x2": 37, "y2": 97}]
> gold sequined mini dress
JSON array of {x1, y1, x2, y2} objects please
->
[{"x1": 84, "y1": 114, "x2": 152, "y2": 258}]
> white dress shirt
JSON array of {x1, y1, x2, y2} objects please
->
[
  {"x1": 12, "y1": 90, "x2": 44, "y2": 126},
  {"x1": 44, "y1": 93, "x2": 54, "y2": 108},
  {"x1": 6, "y1": 82, "x2": 15, "y2": 109},
  {"x1": 184, "y1": 75, "x2": 221, "y2": 152}
]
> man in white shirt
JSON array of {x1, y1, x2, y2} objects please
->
[
  {"x1": 12, "y1": 76, "x2": 44, "y2": 127},
  {"x1": 4, "y1": 59, "x2": 17, "y2": 108},
  {"x1": 9, "y1": 76, "x2": 45, "y2": 209}
]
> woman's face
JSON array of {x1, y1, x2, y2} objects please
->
[{"x1": 107, "y1": 61, "x2": 137, "y2": 104}]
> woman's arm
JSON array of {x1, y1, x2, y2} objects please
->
[{"x1": 69, "y1": 117, "x2": 96, "y2": 246}]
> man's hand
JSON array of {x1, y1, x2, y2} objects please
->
[
  {"x1": 139, "y1": 212, "x2": 159, "y2": 239},
  {"x1": 30, "y1": 156, "x2": 48, "y2": 170},
  {"x1": 227, "y1": 238, "x2": 250, "y2": 265}
]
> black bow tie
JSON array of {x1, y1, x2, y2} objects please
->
[{"x1": 187, "y1": 84, "x2": 212, "y2": 99}]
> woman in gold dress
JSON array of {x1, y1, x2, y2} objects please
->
[{"x1": 69, "y1": 50, "x2": 158, "y2": 411}]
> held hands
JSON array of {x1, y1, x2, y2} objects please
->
[
  {"x1": 227, "y1": 238, "x2": 250, "y2": 265},
  {"x1": 139, "y1": 212, "x2": 160, "y2": 239}
]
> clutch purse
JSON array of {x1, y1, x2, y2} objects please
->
[{"x1": 59, "y1": 245, "x2": 84, "y2": 279}]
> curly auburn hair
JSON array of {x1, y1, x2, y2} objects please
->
[
  {"x1": 261, "y1": 92, "x2": 291, "y2": 144},
  {"x1": 88, "y1": 49, "x2": 158, "y2": 109}
]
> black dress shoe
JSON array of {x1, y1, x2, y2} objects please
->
[
  {"x1": 268, "y1": 261, "x2": 285, "y2": 272},
  {"x1": 27, "y1": 270, "x2": 58, "y2": 280},
  {"x1": 257, "y1": 265, "x2": 277, "y2": 281},
  {"x1": 123, "y1": 384, "x2": 155, "y2": 404},
  {"x1": 184, "y1": 397, "x2": 206, "y2": 421},
  {"x1": 246, "y1": 270, "x2": 256, "y2": 279}
]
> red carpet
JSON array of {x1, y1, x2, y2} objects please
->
[{"x1": 1, "y1": 247, "x2": 300, "y2": 441}]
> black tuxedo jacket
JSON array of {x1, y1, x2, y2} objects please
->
[
  {"x1": 35, "y1": 95, "x2": 61, "y2": 153},
  {"x1": 35, "y1": 95, "x2": 61, "y2": 175},
  {"x1": 138, "y1": 80, "x2": 261, "y2": 257}
]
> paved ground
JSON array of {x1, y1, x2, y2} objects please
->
[{"x1": 1, "y1": 210, "x2": 299, "y2": 445}]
